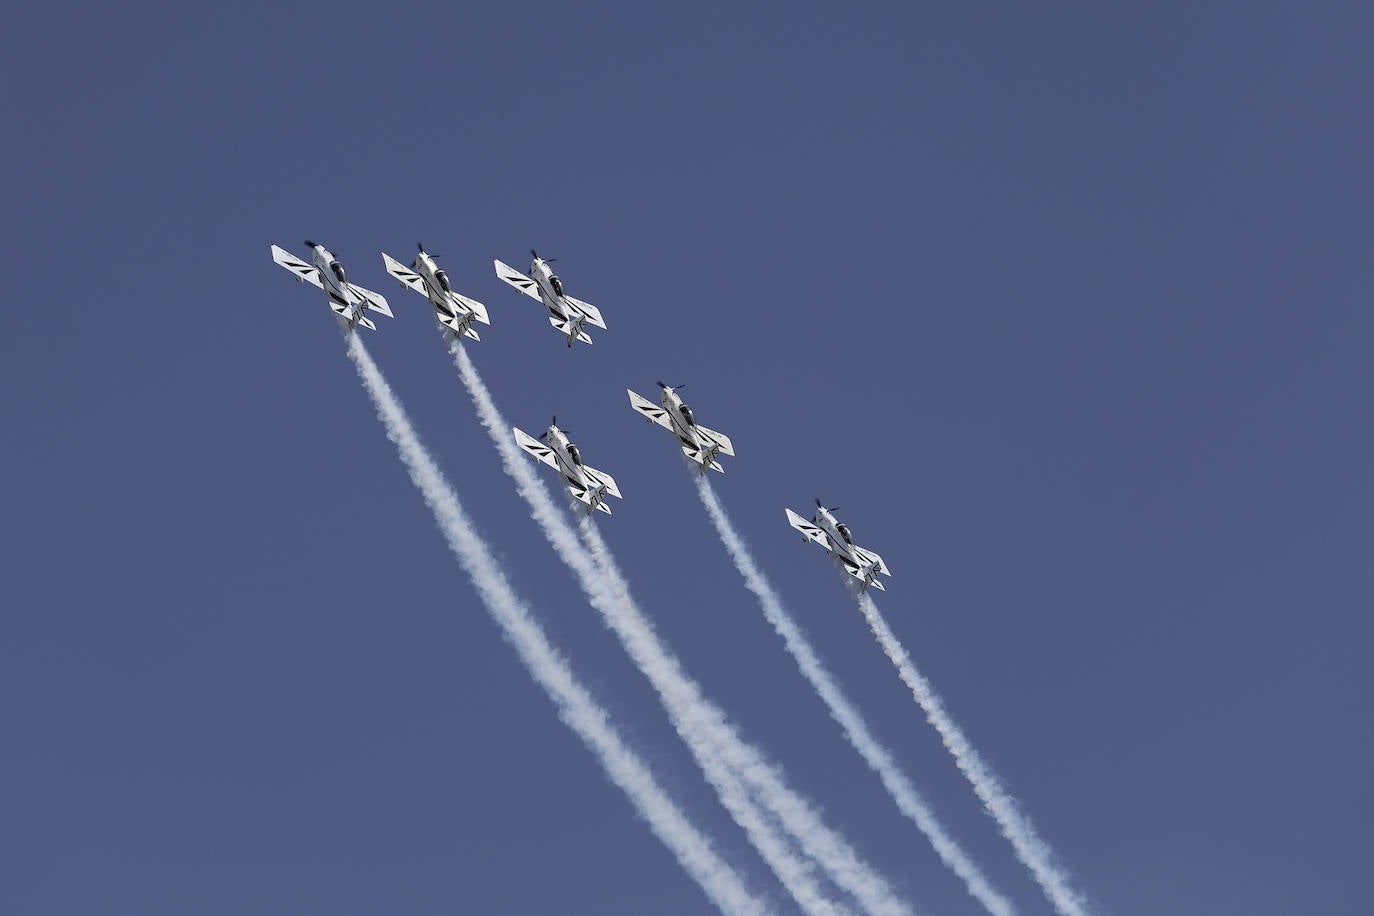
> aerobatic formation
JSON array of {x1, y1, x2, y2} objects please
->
[{"x1": 271, "y1": 240, "x2": 1094, "y2": 916}]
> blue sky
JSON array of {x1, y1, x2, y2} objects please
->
[{"x1": 3, "y1": 3, "x2": 1371, "y2": 913}]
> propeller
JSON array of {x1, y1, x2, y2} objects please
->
[
  {"x1": 656, "y1": 381, "x2": 686, "y2": 392},
  {"x1": 303, "y1": 239, "x2": 319, "y2": 248},
  {"x1": 816, "y1": 498, "x2": 839, "y2": 513},
  {"x1": 531, "y1": 249, "x2": 556, "y2": 264},
  {"x1": 538, "y1": 415, "x2": 561, "y2": 440}
]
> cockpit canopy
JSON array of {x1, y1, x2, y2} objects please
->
[
  {"x1": 549, "y1": 274, "x2": 565, "y2": 297},
  {"x1": 435, "y1": 269, "x2": 451, "y2": 292},
  {"x1": 836, "y1": 523, "x2": 854, "y2": 545},
  {"x1": 678, "y1": 404, "x2": 695, "y2": 426},
  {"x1": 566, "y1": 443, "x2": 582, "y2": 466},
  {"x1": 329, "y1": 261, "x2": 347, "y2": 283}
]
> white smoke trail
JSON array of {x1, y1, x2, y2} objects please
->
[
  {"x1": 449, "y1": 346, "x2": 844, "y2": 916},
  {"x1": 693, "y1": 476, "x2": 1015, "y2": 916},
  {"x1": 450, "y1": 344, "x2": 912, "y2": 916},
  {"x1": 577, "y1": 517, "x2": 915, "y2": 916},
  {"x1": 343, "y1": 336, "x2": 767, "y2": 916},
  {"x1": 856, "y1": 593, "x2": 1093, "y2": 916}
]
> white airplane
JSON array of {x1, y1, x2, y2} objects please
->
[
  {"x1": 493, "y1": 250, "x2": 606, "y2": 347},
  {"x1": 513, "y1": 417, "x2": 622, "y2": 514},
  {"x1": 271, "y1": 241, "x2": 393, "y2": 331},
  {"x1": 381, "y1": 243, "x2": 490, "y2": 342},
  {"x1": 627, "y1": 382, "x2": 735, "y2": 473},
  {"x1": 786, "y1": 499, "x2": 891, "y2": 591}
]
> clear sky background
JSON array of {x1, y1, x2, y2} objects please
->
[{"x1": 2, "y1": 3, "x2": 1370, "y2": 914}]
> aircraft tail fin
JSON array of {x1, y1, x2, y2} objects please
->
[{"x1": 550, "y1": 315, "x2": 594, "y2": 346}]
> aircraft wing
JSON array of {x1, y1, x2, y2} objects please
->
[
  {"x1": 627, "y1": 390, "x2": 672, "y2": 430},
  {"x1": 695, "y1": 424, "x2": 734, "y2": 457},
  {"x1": 272, "y1": 246, "x2": 323, "y2": 289},
  {"x1": 494, "y1": 261, "x2": 541, "y2": 301},
  {"x1": 381, "y1": 253, "x2": 428, "y2": 295},
  {"x1": 854, "y1": 545, "x2": 891, "y2": 577},
  {"x1": 513, "y1": 428, "x2": 558, "y2": 470},
  {"x1": 565, "y1": 296, "x2": 606, "y2": 329},
  {"x1": 348, "y1": 284, "x2": 393, "y2": 318},
  {"x1": 786, "y1": 508, "x2": 832, "y2": 550},
  {"x1": 581, "y1": 464, "x2": 621, "y2": 499},
  {"x1": 451, "y1": 292, "x2": 490, "y2": 325}
]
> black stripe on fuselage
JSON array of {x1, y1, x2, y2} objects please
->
[{"x1": 553, "y1": 449, "x2": 582, "y2": 485}]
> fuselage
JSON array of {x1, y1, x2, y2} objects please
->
[
  {"x1": 545, "y1": 425, "x2": 592, "y2": 493},
  {"x1": 414, "y1": 251, "x2": 480, "y2": 337},
  {"x1": 530, "y1": 255, "x2": 585, "y2": 334},
  {"x1": 308, "y1": 243, "x2": 365, "y2": 325},
  {"x1": 813, "y1": 506, "x2": 867, "y2": 572},
  {"x1": 530, "y1": 255, "x2": 567, "y2": 303},
  {"x1": 659, "y1": 386, "x2": 704, "y2": 452},
  {"x1": 413, "y1": 251, "x2": 456, "y2": 311}
]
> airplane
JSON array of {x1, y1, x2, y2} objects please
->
[
  {"x1": 785, "y1": 499, "x2": 892, "y2": 591},
  {"x1": 513, "y1": 417, "x2": 622, "y2": 514},
  {"x1": 271, "y1": 241, "x2": 393, "y2": 331},
  {"x1": 493, "y1": 250, "x2": 606, "y2": 347},
  {"x1": 627, "y1": 382, "x2": 735, "y2": 473},
  {"x1": 381, "y1": 243, "x2": 490, "y2": 342}
]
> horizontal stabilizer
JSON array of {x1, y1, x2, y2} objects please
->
[
  {"x1": 550, "y1": 316, "x2": 594, "y2": 345},
  {"x1": 681, "y1": 444, "x2": 727, "y2": 474}
]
